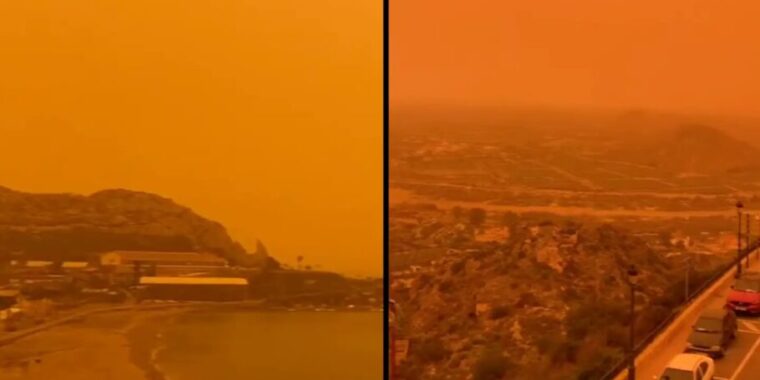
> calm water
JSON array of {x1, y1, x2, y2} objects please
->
[{"x1": 155, "y1": 311, "x2": 382, "y2": 380}]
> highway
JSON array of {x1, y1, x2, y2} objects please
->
[{"x1": 631, "y1": 258, "x2": 760, "y2": 380}]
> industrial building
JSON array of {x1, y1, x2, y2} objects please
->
[
  {"x1": 100, "y1": 251, "x2": 228, "y2": 268},
  {"x1": 0, "y1": 289, "x2": 19, "y2": 309},
  {"x1": 138, "y1": 276, "x2": 248, "y2": 301}
]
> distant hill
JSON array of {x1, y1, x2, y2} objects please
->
[
  {"x1": 645, "y1": 124, "x2": 760, "y2": 175},
  {"x1": 0, "y1": 186, "x2": 277, "y2": 268}
]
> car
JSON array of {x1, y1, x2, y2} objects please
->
[
  {"x1": 657, "y1": 353, "x2": 715, "y2": 380},
  {"x1": 726, "y1": 272, "x2": 760, "y2": 314},
  {"x1": 685, "y1": 308, "x2": 737, "y2": 358}
]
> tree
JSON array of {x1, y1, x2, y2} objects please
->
[
  {"x1": 658, "y1": 230, "x2": 673, "y2": 247},
  {"x1": 297, "y1": 255, "x2": 304, "y2": 270},
  {"x1": 451, "y1": 206, "x2": 464, "y2": 220},
  {"x1": 468, "y1": 208, "x2": 487, "y2": 227},
  {"x1": 473, "y1": 345, "x2": 511, "y2": 380},
  {"x1": 501, "y1": 212, "x2": 520, "y2": 226},
  {"x1": 416, "y1": 337, "x2": 448, "y2": 363}
]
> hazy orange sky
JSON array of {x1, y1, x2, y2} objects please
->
[
  {"x1": 0, "y1": 1, "x2": 380, "y2": 276},
  {"x1": 392, "y1": 0, "x2": 760, "y2": 117}
]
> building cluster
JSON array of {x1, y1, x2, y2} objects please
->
[{"x1": 0, "y1": 250, "x2": 249, "y2": 330}]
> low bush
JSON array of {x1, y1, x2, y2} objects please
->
[
  {"x1": 473, "y1": 345, "x2": 512, "y2": 380},
  {"x1": 416, "y1": 337, "x2": 449, "y2": 363}
]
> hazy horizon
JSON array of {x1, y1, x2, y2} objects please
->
[
  {"x1": 0, "y1": 0, "x2": 381, "y2": 277},
  {"x1": 392, "y1": 0, "x2": 760, "y2": 118}
]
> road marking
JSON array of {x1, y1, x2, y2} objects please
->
[
  {"x1": 738, "y1": 318, "x2": 760, "y2": 328},
  {"x1": 729, "y1": 335, "x2": 760, "y2": 380},
  {"x1": 738, "y1": 329, "x2": 760, "y2": 334},
  {"x1": 740, "y1": 320, "x2": 760, "y2": 332},
  {"x1": 715, "y1": 377, "x2": 729, "y2": 380}
]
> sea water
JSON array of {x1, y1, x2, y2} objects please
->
[{"x1": 154, "y1": 310, "x2": 381, "y2": 380}]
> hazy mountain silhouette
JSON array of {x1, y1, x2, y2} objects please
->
[
  {"x1": 0, "y1": 186, "x2": 276, "y2": 267},
  {"x1": 644, "y1": 124, "x2": 760, "y2": 175}
]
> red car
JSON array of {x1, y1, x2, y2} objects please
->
[{"x1": 726, "y1": 273, "x2": 760, "y2": 314}]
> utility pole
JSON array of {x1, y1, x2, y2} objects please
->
[
  {"x1": 737, "y1": 201, "x2": 744, "y2": 278},
  {"x1": 747, "y1": 214, "x2": 752, "y2": 269},
  {"x1": 685, "y1": 256, "x2": 690, "y2": 302},
  {"x1": 756, "y1": 215, "x2": 760, "y2": 260},
  {"x1": 627, "y1": 265, "x2": 639, "y2": 380},
  {"x1": 594, "y1": 252, "x2": 600, "y2": 301}
]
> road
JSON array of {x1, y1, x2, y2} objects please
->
[
  {"x1": 388, "y1": 187, "x2": 741, "y2": 219},
  {"x1": 637, "y1": 259, "x2": 760, "y2": 380}
]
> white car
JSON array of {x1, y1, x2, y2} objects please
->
[{"x1": 657, "y1": 353, "x2": 715, "y2": 380}]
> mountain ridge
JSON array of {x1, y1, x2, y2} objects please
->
[
  {"x1": 0, "y1": 186, "x2": 276, "y2": 268},
  {"x1": 647, "y1": 124, "x2": 760, "y2": 174}
]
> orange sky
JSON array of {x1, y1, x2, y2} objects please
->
[
  {"x1": 0, "y1": 1, "x2": 381, "y2": 276},
  {"x1": 392, "y1": 0, "x2": 760, "y2": 117}
]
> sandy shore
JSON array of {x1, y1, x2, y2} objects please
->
[{"x1": 0, "y1": 308, "x2": 184, "y2": 380}]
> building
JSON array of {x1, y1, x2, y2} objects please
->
[
  {"x1": 100, "y1": 251, "x2": 228, "y2": 268},
  {"x1": 138, "y1": 276, "x2": 248, "y2": 301},
  {"x1": 0, "y1": 289, "x2": 19, "y2": 309},
  {"x1": 62, "y1": 261, "x2": 89, "y2": 270}
]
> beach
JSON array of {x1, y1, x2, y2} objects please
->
[
  {"x1": 0, "y1": 309, "x2": 181, "y2": 380},
  {"x1": 0, "y1": 306, "x2": 382, "y2": 380}
]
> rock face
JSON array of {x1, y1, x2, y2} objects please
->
[{"x1": 0, "y1": 186, "x2": 263, "y2": 265}]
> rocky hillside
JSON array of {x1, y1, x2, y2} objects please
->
[
  {"x1": 0, "y1": 186, "x2": 275, "y2": 267},
  {"x1": 390, "y1": 204, "x2": 729, "y2": 380}
]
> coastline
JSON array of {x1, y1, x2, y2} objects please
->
[
  {"x1": 0, "y1": 304, "x2": 380, "y2": 380},
  {"x1": 0, "y1": 307, "x2": 186, "y2": 380},
  {"x1": 126, "y1": 309, "x2": 185, "y2": 380}
]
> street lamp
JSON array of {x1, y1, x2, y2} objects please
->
[
  {"x1": 389, "y1": 299, "x2": 397, "y2": 380},
  {"x1": 684, "y1": 256, "x2": 691, "y2": 302},
  {"x1": 737, "y1": 201, "x2": 744, "y2": 278},
  {"x1": 747, "y1": 213, "x2": 752, "y2": 269},
  {"x1": 627, "y1": 264, "x2": 639, "y2": 380},
  {"x1": 756, "y1": 214, "x2": 760, "y2": 260}
]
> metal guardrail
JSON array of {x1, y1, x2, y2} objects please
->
[{"x1": 598, "y1": 238, "x2": 760, "y2": 380}]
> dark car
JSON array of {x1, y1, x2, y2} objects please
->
[{"x1": 685, "y1": 308, "x2": 737, "y2": 358}]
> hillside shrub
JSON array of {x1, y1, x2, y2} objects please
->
[
  {"x1": 490, "y1": 305, "x2": 512, "y2": 320},
  {"x1": 416, "y1": 337, "x2": 448, "y2": 363},
  {"x1": 450, "y1": 260, "x2": 467, "y2": 274},
  {"x1": 473, "y1": 345, "x2": 512, "y2": 380}
]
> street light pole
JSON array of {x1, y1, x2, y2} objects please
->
[
  {"x1": 685, "y1": 256, "x2": 690, "y2": 302},
  {"x1": 756, "y1": 215, "x2": 760, "y2": 260},
  {"x1": 746, "y1": 214, "x2": 751, "y2": 269},
  {"x1": 389, "y1": 299, "x2": 399, "y2": 380},
  {"x1": 737, "y1": 201, "x2": 744, "y2": 278},
  {"x1": 627, "y1": 265, "x2": 639, "y2": 380}
]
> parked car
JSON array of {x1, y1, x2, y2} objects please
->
[
  {"x1": 657, "y1": 353, "x2": 715, "y2": 380},
  {"x1": 726, "y1": 272, "x2": 760, "y2": 314},
  {"x1": 685, "y1": 308, "x2": 737, "y2": 358}
]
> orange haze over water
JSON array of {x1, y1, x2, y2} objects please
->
[
  {"x1": 392, "y1": 0, "x2": 760, "y2": 117},
  {"x1": 0, "y1": 1, "x2": 381, "y2": 276}
]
